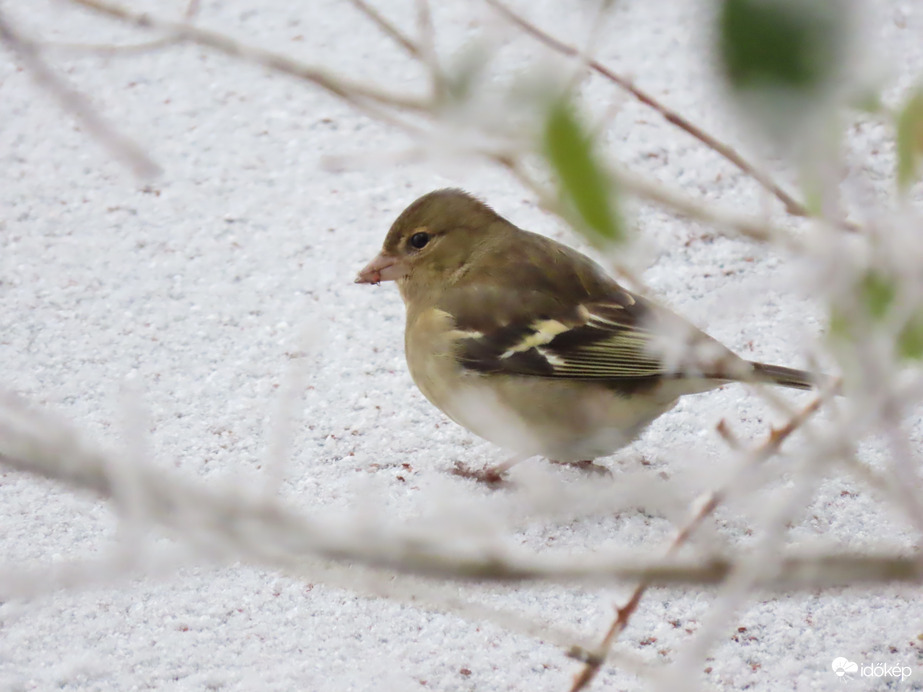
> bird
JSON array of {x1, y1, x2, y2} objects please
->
[{"x1": 356, "y1": 188, "x2": 821, "y2": 481}]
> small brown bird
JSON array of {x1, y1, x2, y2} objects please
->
[{"x1": 357, "y1": 189, "x2": 818, "y2": 479}]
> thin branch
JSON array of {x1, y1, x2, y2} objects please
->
[
  {"x1": 670, "y1": 426, "x2": 829, "y2": 679},
  {"x1": 612, "y1": 168, "x2": 801, "y2": 247},
  {"x1": 41, "y1": 0, "x2": 200, "y2": 54},
  {"x1": 1, "y1": 433, "x2": 917, "y2": 592},
  {"x1": 569, "y1": 395, "x2": 825, "y2": 691},
  {"x1": 67, "y1": 0, "x2": 430, "y2": 113},
  {"x1": 3, "y1": 394, "x2": 915, "y2": 594},
  {"x1": 484, "y1": 0, "x2": 808, "y2": 219},
  {"x1": 414, "y1": 0, "x2": 444, "y2": 101},
  {"x1": 0, "y1": 8, "x2": 160, "y2": 178},
  {"x1": 882, "y1": 402, "x2": 923, "y2": 537},
  {"x1": 484, "y1": 144, "x2": 802, "y2": 249},
  {"x1": 346, "y1": 0, "x2": 420, "y2": 58}
]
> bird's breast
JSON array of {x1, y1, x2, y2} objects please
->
[
  {"x1": 404, "y1": 308, "x2": 465, "y2": 407},
  {"x1": 403, "y1": 307, "x2": 676, "y2": 460}
]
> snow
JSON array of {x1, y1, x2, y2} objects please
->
[{"x1": 1, "y1": 1, "x2": 922, "y2": 690}]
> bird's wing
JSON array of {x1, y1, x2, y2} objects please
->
[{"x1": 437, "y1": 240, "x2": 737, "y2": 392}]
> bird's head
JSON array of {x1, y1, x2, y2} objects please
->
[{"x1": 355, "y1": 189, "x2": 501, "y2": 293}]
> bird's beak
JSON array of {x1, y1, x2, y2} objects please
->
[{"x1": 355, "y1": 251, "x2": 407, "y2": 284}]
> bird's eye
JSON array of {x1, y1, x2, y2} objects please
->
[{"x1": 409, "y1": 232, "x2": 430, "y2": 249}]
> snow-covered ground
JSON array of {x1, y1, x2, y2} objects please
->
[{"x1": 1, "y1": 1, "x2": 922, "y2": 690}]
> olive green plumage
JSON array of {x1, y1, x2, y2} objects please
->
[{"x1": 357, "y1": 189, "x2": 817, "y2": 462}]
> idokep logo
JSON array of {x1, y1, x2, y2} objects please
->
[
  {"x1": 831, "y1": 657, "x2": 858, "y2": 677},
  {"x1": 831, "y1": 657, "x2": 913, "y2": 682}
]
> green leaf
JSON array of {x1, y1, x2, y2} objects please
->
[
  {"x1": 850, "y1": 88, "x2": 883, "y2": 115},
  {"x1": 858, "y1": 271, "x2": 923, "y2": 361},
  {"x1": 829, "y1": 307, "x2": 850, "y2": 340},
  {"x1": 896, "y1": 88, "x2": 923, "y2": 192},
  {"x1": 718, "y1": 0, "x2": 841, "y2": 93},
  {"x1": 543, "y1": 99, "x2": 623, "y2": 245},
  {"x1": 831, "y1": 271, "x2": 923, "y2": 362},
  {"x1": 799, "y1": 171, "x2": 824, "y2": 217},
  {"x1": 862, "y1": 271, "x2": 896, "y2": 320},
  {"x1": 441, "y1": 41, "x2": 490, "y2": 106},
  {"x1": 899, "y1": 317, "x2": 923, "y2": 360}
]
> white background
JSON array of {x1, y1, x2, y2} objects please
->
[{"x1": 1, "y1": 1, "x2": 922, "y2": 690}]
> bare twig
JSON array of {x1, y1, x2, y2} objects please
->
[
  {"x1": 882, "y1": 404, "x2": 923, "y2": 537},
  {"x1": 0, "y1": 7, "x2": 160, "y2": 178},
  {"x1": 569, "y1": 395, "x2": 825, "y2": 691},
  {"x1": 484, "y1": 141, "x2": 800, "y2": 249},
  {"x1": 67, "y1": 0, "x2": 430, "y2": 113},
  {"x1": 611, "y1": 168, "x2": 801, "y2": 247},
  {"x1": 347, "y1": 0, "x2": 420, "y2": 58},
  {"x1": 3, "y1": 394, "x2": 913, "y2": 593},
  {"x1": 484, "y1": 0, "x2": 808, "y2": 219},
  {"x1": 1, "y1": 425, "x2": 917, "y2": 592},
  {"x1": 41, "y1": 0, "x2": 200, "y2": 54},
  {"x1": 414, "y1": 0, "x2": 444, "y2": 100},
  {"x1": 715, "y1": 418, "x2": 742, "y2": 451}
]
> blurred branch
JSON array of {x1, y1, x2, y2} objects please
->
[
  {"x1": 882, "y1": 404, "x2": 923, "y2": 535},
  {"x1": 569, "y1": 395, "x2": 825, "y2": 691},
  {"x1": 1, "y1": 394, "x2": 917, "y2": 593},
  {"x1": 612, "y1": 168, "x2": 799, "y2": 246},
  {"x1": 3, "y1": 3, "x2": 919, "y2": 689},
  {"x1": 414, "y1": 0, "x2": 445, "y2": 100},
  {"x1": 0, "y1": 7, "x2": 160, "y2": 177},
  {"x1": 485, "y1": 0, "x2": 811, "y2": 220},
  {"x1": 41, "y1": 0, "x2": 200, "y2": 54},
  {"x1": 52, "y1": 0, "x2": 813, "y2": 246},
  {"x1": 485, "y1": 149, "x2": 799, "y2": 254},
  {"x1": 347, "y1": 0, "x2": 420, "y2": 58},
  {"x1": 68, "y1": 0, "x2": 430, "y2": 113}
]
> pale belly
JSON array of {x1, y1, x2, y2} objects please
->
[{"x1": 404, "y1": 310, "x2": 682, "y2": 460}]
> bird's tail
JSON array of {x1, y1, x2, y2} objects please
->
[{"x1": 748, "y1": 362, "x2": 832, "y2": 391}]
